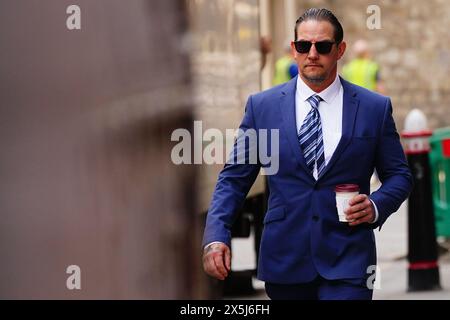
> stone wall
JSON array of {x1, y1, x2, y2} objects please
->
[{"x1": 295, "y1": 0, "x2": 450, "y2": 130}]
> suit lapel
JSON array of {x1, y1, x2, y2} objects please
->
[
  {"x1": 278, "y1": 77, "x2": 315, "y2": 179},
  {"x1": 317, "y1": 77, "x2": 360, "y2": 180}
]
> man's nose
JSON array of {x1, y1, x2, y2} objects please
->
[{"x1": 307, "y1": 44, "x2": 319, "y2": 59}]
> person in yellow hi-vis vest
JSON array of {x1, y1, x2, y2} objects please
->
[
  {"x1": 272, "y1": 44, "x2": 298, "y2": 86},
  {"x1": 342, "y1": 39, "x2": 385, "y2": 94},
  {"x1": 343, "y1": 39, "x2": 385, "y2": 184}
]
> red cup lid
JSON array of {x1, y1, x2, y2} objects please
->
[{"x1": 334, "y1": 184, "x2": 359, "y2": 192}]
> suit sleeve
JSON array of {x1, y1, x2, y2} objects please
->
[
  {"x1": 369, "y1": 98, "x2": 413, "y2": 229},
  {"x1": 201, "y1": 95, "x2": 262, "y2": 247}
]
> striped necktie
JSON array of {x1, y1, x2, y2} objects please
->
[{"x1": 298, "y1": 94, "x2": 325, "y2": 177}]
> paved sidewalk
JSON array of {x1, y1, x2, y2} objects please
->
[{"x1": 373, "y1": 200, "x2": 450, "y2": 300}]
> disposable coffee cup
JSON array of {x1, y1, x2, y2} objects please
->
[{"x1": 335, "y1": 184, "x2": 360, "y2": 222}]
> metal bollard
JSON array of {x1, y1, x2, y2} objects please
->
[{"x1": 402, "y1": 109, "x2": 441, "y2": 291}]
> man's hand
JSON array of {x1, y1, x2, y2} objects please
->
[
  {"x1": 344, "y1": 194, "x2": 375, "y2": 226},
  {"x1": 202, "y1": 242, "x2": 231, "y2": 280}
]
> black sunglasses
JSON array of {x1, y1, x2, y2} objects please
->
[{"x1": 293, "y1": 40, "x2": 336, "y2": 54}]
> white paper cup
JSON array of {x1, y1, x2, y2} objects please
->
[{"x1": 335, "y1": 184, "x2": 360, "y2": 222}]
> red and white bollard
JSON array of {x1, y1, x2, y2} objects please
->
[{"x1": 402, "y1": 109, "x2": 441, "y2": 291}]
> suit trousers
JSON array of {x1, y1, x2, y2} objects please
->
[{"x1": 265, "y1": 276, "x2": 373, "y2": 300}]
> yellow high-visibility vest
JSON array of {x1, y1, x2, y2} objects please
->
[
  {"x1": 342, "y1": 58, "x2": 379, "y2": 91},
  {"x1": 273, "y1": 56, "x2": 294, "y2": 86}
]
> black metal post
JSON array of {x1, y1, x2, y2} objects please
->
[{"x1": 403, "y1": 130, "x2": 441, "y2": 291}]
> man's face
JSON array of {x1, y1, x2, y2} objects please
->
[{"x1": 291, "y1": 20, "x2": 346, "y2": 87}]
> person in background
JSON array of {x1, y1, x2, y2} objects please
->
[
  {"x1": 342, "y1": 39, "x2": 385, "y2": 94},
  {"x1": 342, "y1": 39, "x2": 385, "y2": 183},
  {"x1": 272, "y1": 43, "x2": 298, "y2": 85}
]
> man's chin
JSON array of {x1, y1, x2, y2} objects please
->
[{"x1": 302, "y1": 73, "x2": 326, "y2": 84}]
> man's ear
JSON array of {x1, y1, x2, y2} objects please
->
[
  {"x1": 290, "y1": 41, "x2": 298, "y2": 58},
  {"x1": 337, "y1": 41, "x2": 346, "y2": 60}
]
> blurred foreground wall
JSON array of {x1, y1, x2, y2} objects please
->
[{"x1": 0, "y1": 0, "x2": 200, "y2": 299}]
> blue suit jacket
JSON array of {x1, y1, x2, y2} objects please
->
[{"x1": 202, "y1": 76, "x2": 413, "y2": 284}]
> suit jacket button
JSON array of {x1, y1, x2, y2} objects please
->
[{"x1": 312, "y1": 215, "x2": 319, "y2": 221}]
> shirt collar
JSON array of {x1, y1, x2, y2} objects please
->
[{"x1": 296, "y1": 74, "x2": 342, "y2": 104}]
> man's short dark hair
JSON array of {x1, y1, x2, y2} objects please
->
[{"x1": 295, "y1": 8, "x2": 344, "y2": 43}]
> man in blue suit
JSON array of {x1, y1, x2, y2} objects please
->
[{"x1": 202, "y1": 8, "x2": 413, "y2": 300}]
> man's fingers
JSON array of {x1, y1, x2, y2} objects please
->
[
  {"x1": 348, "y1": 194, "x2": 366, "y2": 206},
  {"x1": 348, "y1": 208, "x2": 374, "y2": 226},
  {"x1": 345, "y1": 202, "x2": 366, "y2": 214},
  {"x1": 203, "y1": 255, "x2": 215, "y2": 276},
  {"x1": 213, "y1": 253, "x2": 228, "y2": 279},
  {"x1": 345, "y1": 196, "x2": 372, "y2": 214},
  {"x1": 202, "y1": 243, "x2": 231, "y2": 280},
  {"x1": 347, "y1": 209, "x2": 369, "y2": 221},
  {"x1": 345, "y1": 204, "x2": 361, "y2": 214},
  {"x1": 346, "y1": 194, "x2": 375, "y2": 226},
  {"x1": 204, "y1": 260, "x2": 216, "y2": 278},
  {"x1": 348, "y1": 194, "x2": 372, "y2": 207},
  {"x1": 348, "y1": 213, "x2": 372, "y2": 226},
  {"x1": 203, "y1": 255, "x2": 225, "y2": 280},
  {"x1": 343, "y1": 192, "x2": 375, "y2": 226}
]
